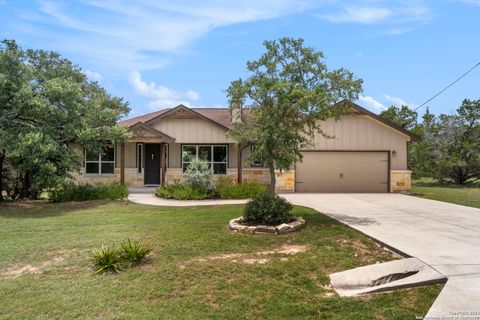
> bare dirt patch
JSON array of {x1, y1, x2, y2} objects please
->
[
  {"x1": 0, "y1": 199, "x2": 48, "y2": 209},
  {"x1": 179, "y1": 244, "x2": 310, "y2": 268},
  {"x1": 1, "y1": 250, "x2": 70, "y2": 278}
]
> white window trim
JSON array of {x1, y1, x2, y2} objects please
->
[
  {"x1": 84, "y1": 146, "x2": 116, "y2": 175},
  {"x1": 181, "y1": 145, "x2": 228, "y2": 175}
]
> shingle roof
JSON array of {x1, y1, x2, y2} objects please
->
[
  {"x1": 192, "y1": 108, "x2": 232, "y2": 129},
  {"x1": 118, "y1": 109, "x2": 171, "y2": 127}
]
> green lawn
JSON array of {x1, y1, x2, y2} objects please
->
[
  {"x1": 412, "y1": 181, "x2": 480, "y2": 208},
  {"x1": 0, "y1": 201, "x2": 441, "y2": 319}
]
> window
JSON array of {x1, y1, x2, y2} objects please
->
[
  {"x1": 250, "y1": 145, "x2": 264, "y2": 167},
  {"x1": 85, "y1": 146, "x2": 115, "y2": 174},
  {"x1": 137, "y1": 143, "x2": 143, "y2": 173},
  {"x1": 182, "y1": 145, "x2": 227, "y2": 174}
]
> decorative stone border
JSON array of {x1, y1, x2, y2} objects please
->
[{"x1": 229, "y1": 216, "x2": 305, "y2": 234}]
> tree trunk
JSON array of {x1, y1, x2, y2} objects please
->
[
  {"x1": 268, "y1": 164, "x2": 276, "y2": 193},
  {"x1": 21, "y1": 171, "x2": 31, "y2": 199},
  {"x1": 0, "y1": 150, "x2": 5, "y2": 202}
]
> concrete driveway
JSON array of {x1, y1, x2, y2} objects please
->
[
  {"x1": 282, "y1": 193, "x2": 480, "y2": 318},
  {"x1": 129, "y1": 190, "x2": 480, "y2": 317}
]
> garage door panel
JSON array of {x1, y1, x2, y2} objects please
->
[{"x1": 295, "y1": 151, "x2": 388, "y2": 193}]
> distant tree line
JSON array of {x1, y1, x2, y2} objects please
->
[{"x1": 379, "y1": 100, "x2": 480, "y2": 185}]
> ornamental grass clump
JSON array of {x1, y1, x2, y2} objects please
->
[
  {"x1": 90, "y1": 239, "x2": 152, "y2": 274},
  {"x1": 244, "y1": 191, "x2": 293, "y2": 225},
  {"x1": 90, "y1": 245, "x2": 122, "y2": 274},
  {"x1": 120, "y1": 239, "x2": 152, "y2": 266}
]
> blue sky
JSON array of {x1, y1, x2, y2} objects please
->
[{"x1": 1, "y1": 0, "x2": 479, "y2": 118}]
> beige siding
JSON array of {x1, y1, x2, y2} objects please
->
[
  {"x1": 306, "y1": 115, "x2": 410, "y2": 170},
  {"x1": 114, "y1": 142, "x2": 137, "y2": 168},
  {"x1": 151, "y1": 118, "x2": 236, "y2": 143},
  {"x1": 229, "y1": 144, "x2": 237, "y2": 168},
  {"x1": 126, "y1": 142, "x2": 137, "y2": 168},
  {"x1": 168, "y1": 143, "x2": 181, "y2": 168}
]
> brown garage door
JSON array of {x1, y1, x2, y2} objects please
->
[{"x1": 295, "y1": 151, "x2": 389, "y2": 193}]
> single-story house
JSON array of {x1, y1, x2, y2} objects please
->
[{"x1": 74, "y1": 100, "x2": 416, "y2": 193}]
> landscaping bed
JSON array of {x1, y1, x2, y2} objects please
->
[
  {"x1": 155, "y1": 159, "x2": 268, "y2": 200},
  {"x1": 229, "y1": 216, "x2": 305, "y2": 234},
  {"x1": 155, "y1": 179, "x2": 267, "y2": 200},
  {"x1": 0, "y1": 201, "x2": 441, "y2": 319}
]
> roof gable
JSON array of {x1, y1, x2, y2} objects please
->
[
  {"x1": 129, "y1": 122, "x2": 175, "y2": 143},
  {"x1": 146, "y1": 104, "x2": 231, "y2": 131}
]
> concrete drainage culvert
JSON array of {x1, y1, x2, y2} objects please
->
[{"x1": 330, "y1": 257, "x2": 446, "y2": 297}]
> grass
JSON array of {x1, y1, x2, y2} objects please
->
[
  {"x1": 412, "y1": 179, "x2": 480, "y2": 208},
  {"x1": 0, "y1": 200, "x2": 441, "y2": 319}
]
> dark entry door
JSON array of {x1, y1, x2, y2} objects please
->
[{"x1": 144, "y1": 144, "x2": 160, "y2": 185}]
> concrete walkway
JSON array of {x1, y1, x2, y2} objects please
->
[
  {"x1": 129, "y1": 189, "x2": 480, "y2": 318},
  {"x1": 128, "y1": 191, "x2": 247, "y2": 207}
]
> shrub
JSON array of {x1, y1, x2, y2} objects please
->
[
  {"x1": 90, "y1": 245, "x2": 122, "y2": 274},
  {"x1": 49, "y1": 182, "x2": 128, "y2": 202},
  {"x1": 215, "y1": 176, "x2": 268, "y2": 199},
  {"x1": 184, "y1": 158, "x2": 212, "y2": 190},
  {"x1": 120, "y1": 238, "x2": 152, "y2": 266},
  {"x1": 155, "y1": 183, "x2": 211, "y2": 200},
  {"x1": 244, "y1": 191, "x2": 293, "y2": 225}
]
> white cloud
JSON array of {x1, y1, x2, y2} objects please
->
[
  {"x1": 457, "y1": 0, "x2": 480, "y2": 5},
  {"x1": 318, "y1": 1, "x2": 432, "y2": 33},
  {"x1": 320, "y1": 6, "x2": 392, "y2": 24},
  {"x1": 382, "y1": 94, "x2": 418, "y2": 108},
  {"x1": 129, "y1": 70, "x2": 200, "y2": 109},
  {"x1": 16, "y1": 0, "x2": 313, "y2": 71},
  {"x1": 358, "y1": 95, "x2": 385, "y2": 111},
  {"x1": 382, "y1": 27, "x2": 412, "y2": 35},
  {"x1": 358, "y1": 94, "x2": 418, "y2": 112},
  {"x1": 382, "y1": 94, "x2": 407, "y2": 107},
  {"x1": 84, "y1": 70, "x2": 103, "y2": 82}
]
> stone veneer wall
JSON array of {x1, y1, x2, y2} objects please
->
[
  {"x1": 73, "y1": 168, "x2": 144, "y2": 186},
  {"x1": 390, "y1": 170, "x2": 412, "y2": 192},
  {"x1": 73, "y1": 167, "x2": 411, "y2": 193}
]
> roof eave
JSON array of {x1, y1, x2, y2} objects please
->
[{"x1": 336, "y1": 100, "x2": 420, "y2": 141}]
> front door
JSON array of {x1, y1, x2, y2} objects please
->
[{"x1": 144, "y1": 144, "x2": 161, "y2": 185}]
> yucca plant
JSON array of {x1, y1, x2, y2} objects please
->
[
  {"x1": 90, "y1": 245, "x2": 122, "y2": 274},
  {"x1": 119, "y1": 238, "x2": 152, "y2": 266}
]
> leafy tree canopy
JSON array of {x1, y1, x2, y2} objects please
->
[
  {"x1": 227, "y1": 37, "x2": 363, "y2": 191},
  {"x1": 383, "y1": 99, "x2": 480, "y2": 184},
  {"x1": 426, "y1": 99, "x2": 480, "y2": 184},
  {"x1": 0, "y1": 39, "x2": 130, "y2": 199},
  {"x1": 379, "y1": 105, "x2": 418, "y2": 131}
]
